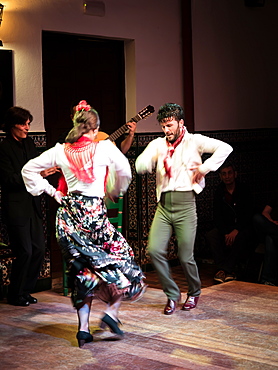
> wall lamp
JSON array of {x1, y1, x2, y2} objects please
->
[
  {"x1": 83, "y1": 1, "x2": 105, "y2": 17},
  {"x1": 0, "y1": 3, "x2": 4, "y2": 26}
]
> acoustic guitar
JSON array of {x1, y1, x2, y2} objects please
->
[{"x1": 95, "y1": 105, "x2": 155, "y2": 142}]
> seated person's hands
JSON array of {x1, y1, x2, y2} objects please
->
[{"x1": 225, "y1": 229, "x2": 239, "y2": 246}]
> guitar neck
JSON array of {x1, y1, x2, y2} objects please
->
[
  {"x1": 106, "y1": 105, "x2": 154, "y2": 142},
  {"x1": 108, "y1": 124, "x2": 129, "y2": 142}
]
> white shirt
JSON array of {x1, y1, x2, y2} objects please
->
[
  {"x1": 22, "y1": 140, "x2": 132, "y2": 198},
  {"x1": 135, "y1": 129, "x2": 233, "y2": 202}
]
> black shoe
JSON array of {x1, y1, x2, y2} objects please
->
[
  {"x1": 100, "y1": 314, "x2": 124, "y2": 337},
  {"x1": 8, "y1": 296, "x2": 30, "y2": 307},
  {"x1": 76, "y1": 331, "x2": 93, "y2": 348},
  {"x1": 23, "y1": 294, "x2": 38, "y2": 304}
]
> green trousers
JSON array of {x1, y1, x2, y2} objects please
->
[{"x1": 148, "y1": 191, "x2": 201, "y2": 300}]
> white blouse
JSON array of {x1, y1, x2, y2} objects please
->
[
  {"x1": 22, "y1": 139, "x2": 132, "y2": 199},
  {"x1": 135, "y1": 129, "x2": 233, "y2": 202}
]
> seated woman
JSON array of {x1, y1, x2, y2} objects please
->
[{"x1": 22, "y1": 100, "x2": 146, "y2": 347}]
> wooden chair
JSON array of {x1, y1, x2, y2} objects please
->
[
  {"x1": 62, "y1": 195, "x2": 124, "y2": 296},
  {"x1": 255, "y1": 242, "x2": 265, "y2": 282},
  {"x1": 105, "y1": 194, "x2": 124, "y2": 232}
]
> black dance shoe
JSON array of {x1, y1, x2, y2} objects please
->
[
  {"x1": 76, "y1": 331, "x2": 93, "y2": 348},
  {"x1": 8, "y1": 296, "x2": 30, "y2": 307},
  {"x1": 23, "y1": 294, "x2": 38, "y2": 304},
  {"x1": 100, "y1": 314, "x2": 124, "y2": 338}
]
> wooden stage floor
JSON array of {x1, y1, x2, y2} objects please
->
[{"x1": 0, "y1": 279, "x2": 277, "y2": 369}]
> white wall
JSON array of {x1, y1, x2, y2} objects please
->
[
  {"x1": 1, "y1": 0, "x2": 277, "y2": 133},
  {"x1": 0, "y1": 0, "x2": 183, "y2": 132},
  {"x1": 192, "y1": 0, "x2": 278, "y2": 131}
]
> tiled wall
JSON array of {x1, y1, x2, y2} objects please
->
[{"x1": 126, "y1": 128, "x2": 278, "y2": 269}]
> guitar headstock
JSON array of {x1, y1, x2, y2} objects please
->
[
  {"x1": 131, "y1": 105, "x2": 155, "y2": 123},
  {"x1": 108, "y1": 105, "x2": 155, "y2": 142}
]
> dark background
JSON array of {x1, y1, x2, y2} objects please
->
[{"x1": 0, "y1": 50, "x2": 13, "y2": 129}]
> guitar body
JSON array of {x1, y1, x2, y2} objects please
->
[{"x1": 94, "y1": 131, "x2": 109, "y2": 142}]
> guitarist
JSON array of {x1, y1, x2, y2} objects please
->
[{"x1": 118, "y1": 120, "x2": 136, "y2": 154}]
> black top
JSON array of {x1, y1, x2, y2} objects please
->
[
  {"x1": 0, "y1": 134, "x2": 42, "y2": 225},
  {"x1": 213, "y1": 180, "x2": 254, "y2": 234}
]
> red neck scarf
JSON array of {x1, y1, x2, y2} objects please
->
[
  {"x1": 164, "y1": 126, "x2": 185, "y2": 178},
  {"x1": 64, "y1": 136, "x2": 98, "y2": 183}
]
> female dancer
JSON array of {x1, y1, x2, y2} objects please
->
[{"x1": 22, "y1": 100, "x2": 146, "y2": 347}]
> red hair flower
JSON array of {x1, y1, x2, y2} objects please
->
[{"x1": 76, "y1": 100, "x2": 91, "y2": 112}]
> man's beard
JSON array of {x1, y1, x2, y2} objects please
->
[{"x1": 167, "y1": 127, "x2": 182, "y2": 143}]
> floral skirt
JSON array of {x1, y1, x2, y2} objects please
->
[{"x1": 56, "y1": 194, "x2": 145, "y2": 307}]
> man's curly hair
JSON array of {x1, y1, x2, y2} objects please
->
[{"x1": 156, "y1": 103, "x2": 184, "y2": 123}]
